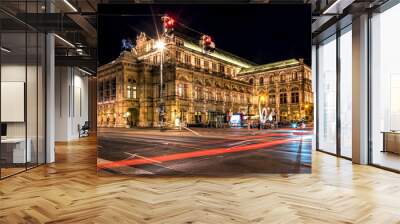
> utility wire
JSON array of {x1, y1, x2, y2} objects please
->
[{"x1": 176, "y1": 21, "x2": 208, "y2": 37}]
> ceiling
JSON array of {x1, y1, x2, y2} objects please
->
[{"x1": 1, "y1": 0, "x2": 390, "y2": 73}]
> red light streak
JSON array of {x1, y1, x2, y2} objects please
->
[{"x1": 98, "y1": 138, "x2": 295, "y2": 169}]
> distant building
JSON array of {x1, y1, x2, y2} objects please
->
[{"x1": 97, "y1": 32, "x2": 313, "y2": 128}]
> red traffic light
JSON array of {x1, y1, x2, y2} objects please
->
[
  {"x1": 202, "y1": 35, "x2": 212, "y2": 45},
  {"x1": 166, "y1": 18, "x2": 174, "y2": 27},
  {"x1": 200, "y1": 35, "x2": 215, "y2": 53},
  {"x1": 163, "y1": 16, "x2": 175, "y2": 29},
  {"x1": 204, "y1": 36, "x2": 212, "y2": 44}
]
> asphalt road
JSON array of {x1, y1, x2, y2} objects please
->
[{"x1": 97, "y1": 127, "x2": 312, "y2": 176}]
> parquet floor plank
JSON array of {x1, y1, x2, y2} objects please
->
[{"x1": 0, "y1": 136, "x2": 399, "y2": 223}]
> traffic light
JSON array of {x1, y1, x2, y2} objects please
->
[
  {"x1": 200, "y1": 35, "x2": 215, "y2": 53},
  {"x1": 161, "y1": 15, "x2": 175, "y2": 36}
]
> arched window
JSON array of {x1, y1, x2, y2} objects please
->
[
  {"x1": 259, "y1": 77, "x2": 264, "y2": 85},
  {"x1": 225, "y1": 92, "x2": 230, "y2": 102},
  {"x1": 279, "y1": 88, "x2": 286, "y2": 93},
  {"x1": 177, "y1": 83, "x2": 187, "y2": 98},
  {"x1": 240, "y1": 94, "x2": 244, "y2": 104},
  {"x1": 280, "y1": 75, "x2": 286, "y2": 82},
  {"x1": 249, "y1": 78, "x2": 254, "y2": 85},
  {"x1": 269, "y1": 76, "x2": 274, "y2": 83},
  {"x1": 194, "y1": 87, "x2": 202, "y2": 100},
  {"x1": 269, "y1": 95, "x2": 276, "y2": 104},
  {"x1": 216, "y1": 91, "x2": 222, "y2": 101},
  {"x1": 291, "y1": 87, "x2": 299, "y2": 91},
  {"x1": 291, "y1": 92, "x2": 299, "y2": 103}
]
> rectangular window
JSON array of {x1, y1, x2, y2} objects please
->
[
  {"x1": 269, "y1": 76, "x2": 274, "y2": 84},
  {"x1": 177, "y1": 83, "x2": 184, "y2": 97},
  {"x1": 105, "y1": 80, "x2": 110, "y2": 100},
  {"x1": 216, "y1": 91, "x2": 222, "y2": 101},
  {"x1": 291, "y1": 92, "x2": 299, "y2": 103},
  {"x1": 279, "y1": 93, "x2": 287, "y2": 104},
  {"x1": 1, "y1": 25, "x2": 47, "y2": 177},
  {"x1": 195, "y1": 57, "x2": 200, "y2": 67},
  {"x1": 340, "y1": 27, "x2": 352, "y2": 158},
  {"x1": 219, "y1": 64, "x2": 225, "y2": 74},
  {"x1": 194, "y1": 87, "x2": 198, "y2": 100},
  {"x1": 175, "y1": 39, "x2": 184, "y2": 46},
  {"x1": 176, "y1": 51, "x2": 182, "y2": 62},
  {"x1": 225, "y1": 93, "x2": 230, "y2": 102},
  {"x1": 204, "y1": 60, "x2": 209, "y2": 70},
  {"x1": 280, "y1": 75, "x2": 286, "y2": 83},
  {"x1": 370, "y1": 5, "x2": 400, "y2": 170},
  {"x1": 111, "y1": 78, "x2": 117, "y2": 99},
  {"x1": 212, "y1": 62, "x2": 217, "y2": 72},
  {"x1": 127, "y1": 85, "x2": 137, "y2": 99},
  {"x1": 293, "y1": 73, "x2": 298, "y2": 80},
  {"x1": 185, "y1": 54, "x2": 191, "y2": 64},
  {"x1": 317, "y1": 35, "x2": 337, "y2": 154}
]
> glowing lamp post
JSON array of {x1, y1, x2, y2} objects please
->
[
  {"x1": 258, "y1": 95, "x2": 266, "y2": 125},
  {"x1": 155, "y1": 39, "x2": 166, "y2": 129}
]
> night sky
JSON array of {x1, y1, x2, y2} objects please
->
[{"x1": 98, "y1": 4, "x2": 311, "y2": 67}]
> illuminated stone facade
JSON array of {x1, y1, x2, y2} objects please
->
[{"x1": 97, "y1": 32, "x2": 313, "y2": 128}]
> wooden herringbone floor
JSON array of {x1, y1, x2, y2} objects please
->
[{"x1": 1, "y1": 136, "x2": 400, "y2": 224}]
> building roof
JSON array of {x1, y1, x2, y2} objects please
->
[
  {"x1": 175, "y1": 32, "x2": 257, "y2": 68},
  {"x1": 238, "y1": 59, "x2": 302, "y2": 75},
  {"x1": 97, "y1": 51, "x2": 137, "y2": 72}
]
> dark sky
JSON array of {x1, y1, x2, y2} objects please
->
[{"x1": 98, "y1": 4, "x2": 311, "y2": 66}]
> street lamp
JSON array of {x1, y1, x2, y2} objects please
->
[
  {"x1": 258, "y1": 95, "x2": 266, "y2": 127},
  {"x1": 155, "y1": 39, "x2": 166, "y2": 129},
  {"x1": 154, "y1": 39, "x2": 166, "y2": 50}
]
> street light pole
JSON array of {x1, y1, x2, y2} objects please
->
[
  {"x1": 155, "y1": 39, "x2": 166, "y2": 130},
  {"x1": 160, "y1": 46, "x2": 164, "y2": 130}
]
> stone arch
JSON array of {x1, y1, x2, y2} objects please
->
[
  {"x1": 205, "y1": 79, "x2": 213, "y2": 87},
  {"x1": 259, "y1": 76, "x2": 264, "y2": 85},
  {"x1": 248, "y1": 77, "x2": 254, "y2": 85},
  {"x1": 178, "y1": 74, "x2": 189, "y2": 82}
]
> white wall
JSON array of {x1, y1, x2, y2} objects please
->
[{"x1": 55, "y1": 67, "x2": 89, "y2": 141}]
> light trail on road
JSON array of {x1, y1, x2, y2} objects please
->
[{"x1": 98, "y1": 138, "x2": 297, "y2": 169}]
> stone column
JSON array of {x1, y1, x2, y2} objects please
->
[
  {"x1": 45, "y1": 0, "x2": 55, "y2": 163},
  {"x1": 352, "y1": 14, "x2": 369, "y2": 164}
]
